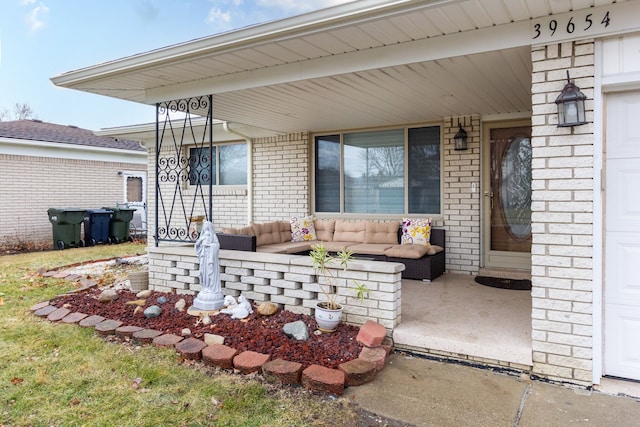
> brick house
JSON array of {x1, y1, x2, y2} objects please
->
[
  {"x1": 52, "y1": 0, "x2": 640, "y2": 389},
  {"x1": 0, "y1": 119, "x2": 147, "y2": 247}
]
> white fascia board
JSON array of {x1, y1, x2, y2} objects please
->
[
  {"x1": 0, "y1": 137, "x2": 147, "y2": 164},
  {"x1": 146, "y1": 19, "x2": 531, "y2": 103},
  {"x1": 50, "y1": 0, "x2": 455, "y2": 88}
]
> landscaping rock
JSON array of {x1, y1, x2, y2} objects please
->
[
  {"x1": 359, "y1": 346, "x2": 388, "y2": 371},
  {"x1": 202, "y1": 344, "x2": 238, "y2": 369},
  {"x1": 47, "y1": 307, "x2": 70, "y2": 322},
  {"x1": 157, "y1": 296, "x2": 167, "y2": 304},
  {"x1": 174, "y1": 298, "x2": 186, "y2": 312},
  {"x1": 233, "y1": 351, "x2": 270, "y2": 374},
  {"x1": 283, "y1": 320, "x2": 309, "y2": 341},
  {"x1": 262, "y1": 358, "x2": 303, "y2": 385},
  {"x1": 356, "y1": 320, "x2": 387, "y2": 348},
  {"x1": 133, "y1": 328, "x2": 163, "y2": 344},
  {"x1": 136, "y1": 289, "x2": 153, "y2": 298},
  {"x1": 34, "y1": 305, "x2": 57, "y2": 317},
  {"x1": 302, "y1": 364, "x2": 345, "y2": 395},
  {"x1": 144, "y1": 305, "x2": 162, "y2": 318},
  {"x1": 95, "y1": 319, "x2": 123, "y2": 335},
  {"x1": 339, "y1": 359, "x2": 376, "y2": 386},
  {"x1": 97, "y1": 289, "x2": 119, "y2": 303},
  {"x1": 152, "y1": 334, "x2": 184, "y2": 348},
  {"x1": 61, "y1": 312, "x2": 88, "y2": 324},
  {"x1": 175, "y1": 337, "x2": 206, "y2": 360},
  {"x1": 115, "y1": 325, "x2": 143, "y2": 338},
  {"x1": 204, "y1": 333, "x2": 224, "y2": 345},
  {"x1": 78, "y1": 314, "x2": 105, "y2": 327}
]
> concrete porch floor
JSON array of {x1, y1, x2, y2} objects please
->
[{"x1": 394, "y1": 273, "x2": 533, "y2": 369}]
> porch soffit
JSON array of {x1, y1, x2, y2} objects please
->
[{"x1": 51, "y1": 0, "x2": 626, "y2": 133}]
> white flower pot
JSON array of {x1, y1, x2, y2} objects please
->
[{"x1": 314, "y1": 302, "x2": 343, "y2": 333}]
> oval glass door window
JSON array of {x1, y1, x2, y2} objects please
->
[{"x1": 500, "y1": 136, "x2": 532, "y2": 239}]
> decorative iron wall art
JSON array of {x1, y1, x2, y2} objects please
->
[{"x1": 155, "y1": 95, "x2": 213, "y2": 244}]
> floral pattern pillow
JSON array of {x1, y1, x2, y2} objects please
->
[
  {"x1": 401, "y1": 217, "x2": 431, "y2": 246},
  {"x1": 290, "y1": 216, "x2": 317, "y2": 242}
]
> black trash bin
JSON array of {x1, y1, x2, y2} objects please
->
[
  {"x1": 47, "y1": 208, "x2": 86, "y2": 250},
  {"x1": 84, "y1": 209, "x2": 113, "y2": 246},
  {"x1": 103, "y1": 207, "x2": 136, "y2": 243}
]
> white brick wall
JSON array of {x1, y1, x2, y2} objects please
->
[
  {"x1": 442, "y1": 115, "x2": 481, "y2": 275},
  {"x1": 252, "y1": 133, "x2": 310, "y2": 221},
  {"x1": 147, "y1": 246, "x2": 403, "y2": 333},
  {"x1": 0, "y1": 154, "x2": 145, "y2": 246},
  {"x1": 530, "y1": 39, "x2": 595, "y2": 386}
]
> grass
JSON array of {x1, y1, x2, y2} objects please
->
[{"x1": 0, "y1": 243, "x2": 362, "y2": 427}]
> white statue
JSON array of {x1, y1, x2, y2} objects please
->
[
  {"x1": 237, "y1": 295, "x2": 253, "y2": 314},
  {"x1": 223, "y1": 295, "x2": 237, "y2": 307},
  {"x1": 220, "y1": 294, "x2": 253, "y2": 319},
  {"x1": 190, "y1": 221, "x2": 225, "y2": 311}
]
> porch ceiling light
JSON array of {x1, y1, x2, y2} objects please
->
[
  {"x1": 555, "y1": 70, "x2": 587, "y2": 127},
  {"x1": 453, "y1": 124, "x2": 468, "y2": 151}
]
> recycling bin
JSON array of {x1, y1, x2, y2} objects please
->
[
  {"x1": 102, "y1": 207, "x2": 136, "y2": 243},
  {"x1": 47, "y1": 208, "x2": 86, "y2": 250},
  {"x1": 83, "y1": 209, "x2": 113, "y2": 246}
]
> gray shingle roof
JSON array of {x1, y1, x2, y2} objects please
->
[{"x1": 0, "y1": 119, "x2": 145, "y2": 152}]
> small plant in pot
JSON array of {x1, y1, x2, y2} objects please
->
[{"x1": 309, "y1": 242, "x2": 369, "y2": 333}]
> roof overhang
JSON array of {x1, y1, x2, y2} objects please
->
[{"x1": 51, "y1": 0, "x2": 632, "y2": 133}]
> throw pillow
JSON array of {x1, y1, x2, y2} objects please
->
[
  {"x1": 401, "y1": 217, "x2": 431, "y2": 246},
  {"x1": 290, "y1": 216, "x2": 317, "y2": 242}
]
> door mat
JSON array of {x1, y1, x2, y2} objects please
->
[{"x1": 474, "y1": 276, "x2": 532, "y2": 291}]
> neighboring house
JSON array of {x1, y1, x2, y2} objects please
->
[
  {"x1": 51, "y1": 0, "x2": 640, "y2": 389},
  {"x1": 0, "y1": 119, "x2": 147, "y2": 247}
]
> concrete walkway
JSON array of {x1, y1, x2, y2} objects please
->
[{"x1": 344, "y1": 352, "x2": 640, "y2": 427}]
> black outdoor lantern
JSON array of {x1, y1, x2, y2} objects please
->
[
  {"x1": 453, "y1": 124, "x2": 468, "y2": 151},
  {"x1": 555, "y1": 70, "x2": 587, "y2": 127}
]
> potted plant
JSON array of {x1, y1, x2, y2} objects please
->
[{"x1": 309, "y1": 242, "x2": 369, "y2": 332}]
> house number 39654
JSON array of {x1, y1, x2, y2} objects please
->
[{"x1": 532, "y1": 11, "x2": 611, "y2": 40}]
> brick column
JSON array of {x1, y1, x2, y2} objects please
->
[
  {"x1": 443, "y1": 115, "x2": 481, "y2": 274},
  {"x1": 530, "y1": 40, "x2": 595, "y2": 385}
]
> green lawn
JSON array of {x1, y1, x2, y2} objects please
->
[{"x1": 0, "y1": 243, "x2": 361, "y2": 426}]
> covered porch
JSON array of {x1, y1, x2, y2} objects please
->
[{"x1": 398, "y1": 273, "x2": 532, "y2": 370}]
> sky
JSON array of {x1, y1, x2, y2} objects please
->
[{"x1": 0, "y1": 0, "x2": 353, "y2": 131}]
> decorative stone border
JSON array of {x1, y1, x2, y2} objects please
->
[{"x1": 31, "y1": 299, "x2": 391, "y2": 395}]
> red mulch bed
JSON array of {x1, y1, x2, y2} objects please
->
[{"x1": 51, "y1": 288, "x2": 363, "y2": 369}]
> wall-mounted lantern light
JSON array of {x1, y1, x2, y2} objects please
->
[
  {"x1": 555, "y1": 70, "x2": 587, "y2": 127},
  {"x1": 453, "y1": 124, "x2": 468, "y2": 151}
]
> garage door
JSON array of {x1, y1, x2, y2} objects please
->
[{"x1": 604, "y1": 90, "x2": 640, "y2": 380}]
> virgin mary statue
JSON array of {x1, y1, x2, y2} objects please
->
[{"x1": 191, "y1": 220, "x2": 224, "y2": 311}]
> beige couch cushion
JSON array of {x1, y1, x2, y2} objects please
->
[
  {"x1": 333, "y1": 220, "x2": 366, "y2": 243},
  {"x1": 221, "y1": 225, "x2": 254, "y2": 236},
  {"x1": 427, "y1": 245, "x2": 444, "y2": 255},
  {"x1": 251, "y1": 221, "x2": 291, "y2": 246},
  {"x1": 314, "y1": 219, "x2": 335, "y2": 242},
  {"x1": 384, "y1": 244, "x2": 431, "y2": 259},
  {"x1": 347, "y1": 243, "x2": 393, "y2": 255},
  {"x1": 312, "y1": 241, "x2": 354, "y2": 253},
  {"x1": 364, "y1": 221, "x2": 400, "y2": 244},
  {"x1": 257, "y1": 241, "x2": 313, "y2": 254},
  {"x1": 279, "y1": 221, "x2": 292, "y2": 242}
]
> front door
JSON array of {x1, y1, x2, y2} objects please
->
[
  {"x1": 483, "y1": 121, "x2": 532, "y2": 270},
  {"x1": 604, "y1": 90, "x2": 640, "y2": 381}
]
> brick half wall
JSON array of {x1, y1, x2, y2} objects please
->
[{"x1": 147, "y1": 246, "x2": 403, "y2": 334}]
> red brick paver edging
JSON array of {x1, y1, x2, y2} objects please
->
[{"x1": 30, "y1": 300, "x2": 391, "y2": 394}]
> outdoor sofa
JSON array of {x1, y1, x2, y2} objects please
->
[{"x1": 217, "y1": 218, "x2": 445, "y2": 281}]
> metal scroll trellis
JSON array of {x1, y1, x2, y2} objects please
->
[{"x1": 155, "y1": 95, "x2": 213, "y2": 245}]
